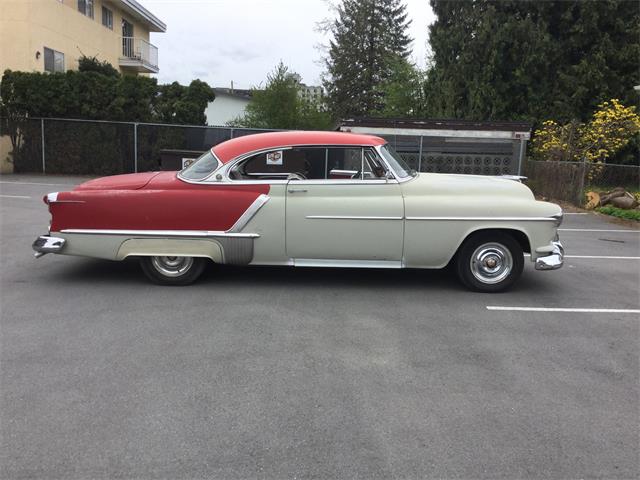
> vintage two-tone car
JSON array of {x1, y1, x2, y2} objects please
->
[{"x1": 33, "y1": 131, "x2": 564, "y2": 292}]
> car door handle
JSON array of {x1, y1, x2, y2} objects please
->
[{"x1": 287, "y1": 188, "x2": 308, "y2": 193}]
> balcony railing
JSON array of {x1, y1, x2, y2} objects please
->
[{"x1": 119, "y1": 37, "x2": 159, "y2": 73}]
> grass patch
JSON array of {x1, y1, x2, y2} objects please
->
[{"x1": 596, "y1": 206, "x2": 640, "y2": 221}]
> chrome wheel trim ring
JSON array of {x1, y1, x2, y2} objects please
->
[
  {"x1": 469, "y1": 242, "x2": 513, "y2": 284},
  {"x1": 150, "y1": 256, "x2": 194, "y2": 278}
]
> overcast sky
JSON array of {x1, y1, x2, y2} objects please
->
[{"x1": 138, "y1": 0, "x2": 435, "y2": 90}]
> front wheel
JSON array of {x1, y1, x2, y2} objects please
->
[
  {"x1": 139, "y1": 256, "x2": 207, "y2": 285},
  {"x1": 455, "y1": 232, "x2": 524, "y2": 292}
]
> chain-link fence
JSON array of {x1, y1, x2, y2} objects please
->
[
  {"x1": 2, "y1": 117, "x2": 526, "y2": 177},
  {"x1": 0, "y1": 117, "x2": 280, "y2": 175},
  {"x1": 524, "y1": 160, "x2": 640, "y2": 205},
  {"x1": 3, "y1": 117, "x2": 636, "y2": 206}
]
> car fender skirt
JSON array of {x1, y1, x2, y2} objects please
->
[{"x1": 116, "y1": 236, "x2": 255, "y2": 265}]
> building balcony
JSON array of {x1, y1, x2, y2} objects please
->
[{"x1": 119, "y1": 37, "x2": 159, "y2": 73}]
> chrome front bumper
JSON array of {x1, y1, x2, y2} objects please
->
[
  {"x1": 32, "y1": 235, "x2": 66, "y2": 258},
  {"x1": 535, "y1": 241, "x2": 564, "y2": 270}
]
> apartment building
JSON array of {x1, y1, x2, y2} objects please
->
[
  {"x1": 0, "y1": 0, "x2": 166, "y2": 75},
  {"x1": 288, "y1": 73, "x2": 324, "y2": 105}
]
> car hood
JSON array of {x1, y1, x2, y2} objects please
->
[
  {"x1": 74, "y1": 172, "x2": 163, "y2": 191},
  {"x1": 408, "y1": 172, "x2": 535, "y2": 200}
]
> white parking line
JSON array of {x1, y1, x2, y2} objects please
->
[
  {"x1": 525, "y1": 254, "x2": 640, "y2": 260},
  {"x1": 0, "y1": 194, "x2": 32, "y2": 199},
  {"x1": 559, "y1": 228, "x2": 639, "y2": 233},
  {"x1": 0, "y1": 181, "x2": 75, "y2": 186},
  {"x1": 487, "y1": 306, "x2": 640, "y2": 314},
  {"x1": 566, "y1": 255, "x2": 640, "y2": 260}
]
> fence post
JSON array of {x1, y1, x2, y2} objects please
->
[
  {"x1": 133, "y1": 122, "x2": 138, "y2": 173},
  {"x1": 517, "y1": 137, "x2": 525, "y2": 176},
  {"x1": 41, "y1": 118, "x2": 45, "y2": 174},
  {"x1": 576, "y1": 157, "x2": 587, "y2": 206},
  {"x1": 418, "y1": 135, "x2": 423, "y2": 172},
  {"x1": 230, "y1": 127, "x2": 234, "y2": 139}
]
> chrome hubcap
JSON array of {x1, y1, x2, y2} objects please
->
[
  {"x1": 470, "y1": 243, "x2": 513, "y2": 284},
  {"x1": 151, "y1": 256, "x2": 194, "y2": 278}
]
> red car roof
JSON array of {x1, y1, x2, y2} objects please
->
[{"x1": 212, "y1": 131, "x2": 387, "y2": 164}]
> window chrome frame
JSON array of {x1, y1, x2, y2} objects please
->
[
  {"x1": 376, "y1": 145, "x2": 417, "y2": 183},
  {"x1": 176, "y1": 142, "x2": 415, "y2": 186},
  {"x1": 176, "y1": 149, "x2": 223, "y2": 184}
]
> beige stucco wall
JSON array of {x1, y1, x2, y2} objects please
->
[
  {"x1": 0, "y1": 136, "x2": 15, "y2": 173},
  {"x1": 0, "y1": 0, "x2": 151, "y2": 75}
]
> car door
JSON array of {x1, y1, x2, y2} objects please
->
[{"x1": 285, "y1": 147, "x2": 404, "y2": 265}]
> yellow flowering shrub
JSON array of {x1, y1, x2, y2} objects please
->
[{"x1": 532, "y1": 99, "x2": 640, "y2": 182}]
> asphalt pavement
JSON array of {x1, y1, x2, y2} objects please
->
[{"x1": 1, "y1": 174, "x2": 639, "y2": 479}]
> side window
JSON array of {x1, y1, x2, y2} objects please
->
[
  {"x1": 230, "y1": 148, "x2": 327, "y2": 180},
  {"x1": 102, "y1": 6, "x2": 113, "y2": 29},
  {"x1": 229, "y1": 147, "x2": 389, "y2": 181},
  {"x1": 327, "y1": 148, "x2": 388, "y2": 180},
  {"x1": 44, "y1": 47, "x2": 65, "y2": 73}
]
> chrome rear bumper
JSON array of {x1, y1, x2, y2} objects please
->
[
  {"x1": 32, "y1": 235, "x2": 66, "y2": 258},
  {"x1": 535, "y1": 241, "x2": 564, "y2": 270}
]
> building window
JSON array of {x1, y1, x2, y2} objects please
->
[
  {"x1": 77, "y1": 0, "x2": 94, "y2": 19},
  {"x1": 102, "y1": 6, "x2": 113, "y2": 29},
  {"x1": 44, "y1": 47, "x2": 65, "y2": 73}
]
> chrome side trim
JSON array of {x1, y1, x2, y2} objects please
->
[
  {"x1": 286, "y1": 179, "x2": 396, "y2": 185},
  {"x1": 60, "y1": 229, "x2": 259, "y2": 238},
  {"x1": 551, "y1": 212, "x2": 563, "y2": 226},
  {"x1": 499, "y1": 175, "x2": 527, "y2": 182},
  {"x1": 305, "y1": 215, "x2": 403, "y2": 220},
  {"x1": 227, "y1": 194, "x2": 270, "y2": 233},
  {"x1": 293, "y1": 258, "x2": 402, "y2": 269},
  {"x1": 405, "y1": 216, "x2": 560, "y2": 222},
  {"x1": 45, "y1": 192, "x2": 85, "y2": 204}
]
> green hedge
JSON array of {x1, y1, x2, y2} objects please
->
[{"x1": 1, "y1": 63, "x2": 215, "y2": 174}]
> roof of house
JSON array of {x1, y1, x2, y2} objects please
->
[
  {"x1": 340, "y1": 117, "x2": 531, "y2": 132},
  {"x1": 118, "y1": 0, "x2": 166, "y2": 32},
  {"x1": 212, "y1": 131, "x2": 386, "y2": 163}
]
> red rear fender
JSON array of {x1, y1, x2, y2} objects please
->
[{"x1": 50, "y1": 182, "x2": 270, "y2": 232}]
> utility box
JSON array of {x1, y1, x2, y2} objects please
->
[{"x1": 159, "y1": 149, "x2": 205, "y2": 171}]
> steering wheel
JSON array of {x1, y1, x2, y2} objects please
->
[{"x1": 287, "y1": 172, "x2": 307, "y2": 181}]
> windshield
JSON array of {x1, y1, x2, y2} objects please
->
[
  {"x1": 379, "y1": 144, "x2": 416, "y2": 179},
  {"x1": 179, "y1": 150, "x2": 220, "y2": 181}
]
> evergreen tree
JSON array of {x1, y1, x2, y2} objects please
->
[
  {"x1": 323, "y1": 0, "x2": 412, "y2": 119},
  {"x1": 425, "y1": 0, "x2": 640, "y2": 123},
  {"x1": 374, "y1": 55, "x2": 427, "y2": 118}
]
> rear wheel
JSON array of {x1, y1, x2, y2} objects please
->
[
  {"x1": 139, "y1": 256, "x2": 206, "y2": 285},
  {"x1": 455, "y1": 232, "x2": 524, "y2": 292}
]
